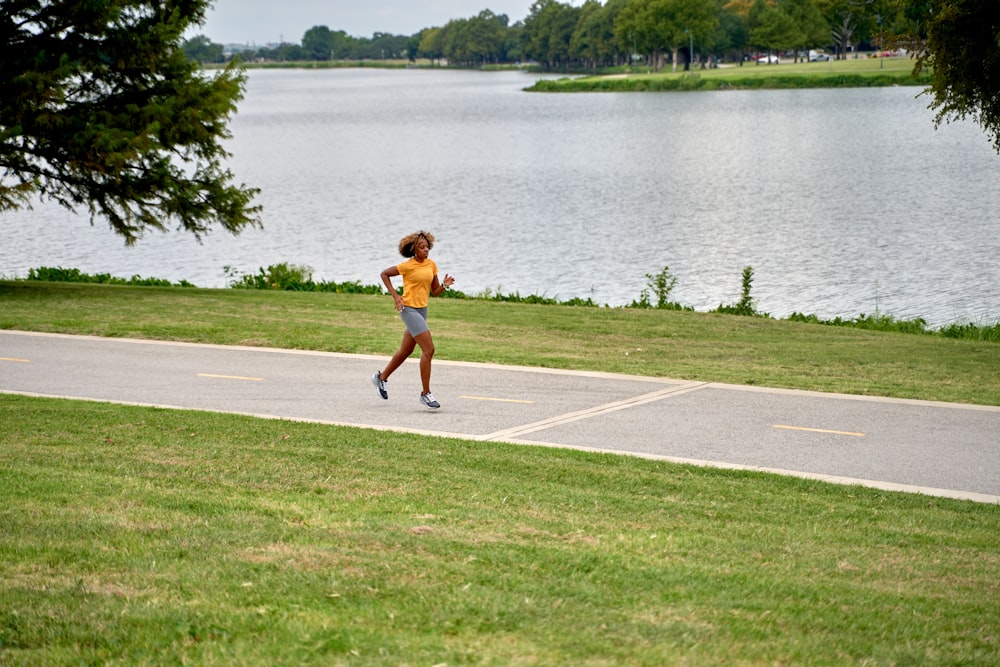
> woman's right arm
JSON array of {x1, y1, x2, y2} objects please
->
[{"x1": 380, "y1": 266, "x2": 404, "y2": 311}]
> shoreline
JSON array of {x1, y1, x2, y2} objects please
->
[
  {"x1": 6, "y1": 270, "x2": 998, "y2": 339},
  {"x1": 212, "y1": 55, "x2": 930, "y2": 94},
  {"x1": 525, "y1": 67, "x2": 929, "y2": 93}
]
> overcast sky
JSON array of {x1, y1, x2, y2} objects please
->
[{"x1": 199, "y1": 1, "x2": 550, "y2": 45}]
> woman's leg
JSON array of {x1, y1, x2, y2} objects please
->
[
  {"x1": 413, "y1": 330, "x2": 435, "y2": 395},
  {"x1": 381, "y1": 330, "x2": 416, "y2": 381}
]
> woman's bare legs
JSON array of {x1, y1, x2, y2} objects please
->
[
  {"x1": 381, "y1": 330, "x2": 435, "y2": 395},
  {"x1": 381, "y1": 330, "x2": 415, "y2": 380},
  {"x1": 412, "y1": 331, "x2": 435, "y2": 395}
]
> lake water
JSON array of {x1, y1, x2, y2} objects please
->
[{"x1": 4, "y1": 68, "x2": 1000, "y2": 326}]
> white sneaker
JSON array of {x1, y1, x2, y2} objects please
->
[
  {"x1": 419, "y1": 392, "x2": 440, "y2": 410},
  {"x1": 371, "y1": 371, "x2": 387, "y2": 399}
]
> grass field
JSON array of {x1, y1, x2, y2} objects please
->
[
  {"x1": 527, "y1": 54, "x2": 928, "y2": 92},
  {"x1": 2, "y1": 396, "x2": 998, "y2": 666},
  {"x1": 2, "y1": 282, "x2": 999, "y2": 665}
]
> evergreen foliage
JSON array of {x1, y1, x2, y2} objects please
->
[
  {"x1": 0, "y1": 0, "x2": 261, "y2": 244},
  {"x1": 27, "y1": 266, "x2": 194, "y2": 287},
  {"x1": 912, "y1": 0, "x2": 1000, "y2": 153}
]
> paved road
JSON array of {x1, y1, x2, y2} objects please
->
[{"x1": 3, "y1": 330, "x2": 998, "y2": 504}]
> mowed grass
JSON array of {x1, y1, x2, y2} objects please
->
[
  {"x1": 2, "y1": 395, "x2": 998, "y2": 666},
  {"x1": 528, "y1": 55, "x2": 929, "y2": 92},
  {"x1": 631, "y1": 53, "x2": 918, "y2": 80},
  {"x1": 2, "y1": 282, "x2": 999, "y2": 664}
]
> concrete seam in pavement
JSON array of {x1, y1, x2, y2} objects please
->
[{"x1": 481, "y1": 381, "x2": 708, "y2": 441}]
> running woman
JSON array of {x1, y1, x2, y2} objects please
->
[{"x1": 371, "y1": 230, "x2": 455, "y2": 409}]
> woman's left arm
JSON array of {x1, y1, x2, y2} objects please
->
[{"x1": 431, "y1": 273, "x2": 455, "y2": 297}]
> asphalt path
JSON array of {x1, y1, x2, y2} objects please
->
[{"x1": 3, "y1": 330, "x2": 998, "y2": 504}]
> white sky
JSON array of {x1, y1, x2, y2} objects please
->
[{"x1": 199, "y1": 0, "x2": 548, "y2": 45}]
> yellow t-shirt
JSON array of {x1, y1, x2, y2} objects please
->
[{"x1": 397, "y1": 258, "x2": 437, "y2": 308}]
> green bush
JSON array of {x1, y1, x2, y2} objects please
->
[
  {"x1": 788, "y1": 311, "x2": 927, "y2": 334},
  {"x1": 26, "y1": 266, "x2": 193, "y2": 287},
  {"x1": 939, "y1": 321, "x2": 1000, "y2": 342},
  {"x1": 472, "y1": 287, "x2": 597, "y2": 306},
  {"x1": 713, "y1": 266, "x2": 768, "y2": 317},
  {"x1": 224, "y1": 263, "x2": 386, "y2": 294},
  {"x1": 225, "y1": 263, "x2": 314, "y2": 290},
  {"x1": 629, "y1": 265, "x2": 692, "y2": 311}
]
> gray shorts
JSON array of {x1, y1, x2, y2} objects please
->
[{"x1": 400, "y1": 306, "x2": 429, "y2": 336}]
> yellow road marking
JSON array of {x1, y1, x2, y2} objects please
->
[
  {"x1": 773, "y1": 424, "x2": 865, "y2": 438},
  {"x1": 1, "y1": 357, "x2": 30, "y2": 363},
  {"x1": 460, "y1": 395, "x2": 535, "y2": 404},
  {"x1": 197, "y1": 373, "x2": 263, "y2": 382}
]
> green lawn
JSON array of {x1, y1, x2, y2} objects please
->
[
  {"x1": 527, "y1": 54, "x2": 928, "y2": 91},
  {"x1": 2, "y1": 395, "x2": 998, "y2": 666},
  {"x1": 2, "y1": 282, "x2": 999, "y2": 665}
]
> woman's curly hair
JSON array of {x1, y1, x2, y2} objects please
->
[{"x1": 398, "y1": 230, "x2": 435, "y2": 258}]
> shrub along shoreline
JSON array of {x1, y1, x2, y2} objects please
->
[{"x1": 21, "y1": 264, "x2": 1000, "y2": 343}]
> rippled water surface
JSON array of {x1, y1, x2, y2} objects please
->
[{"x1": 4, "y1": 68, "x2": 999, "y2": 325}]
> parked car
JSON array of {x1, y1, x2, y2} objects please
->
[
  {"x1": 808, "y1": 49, "x2": 832, "y2": 62},
  {"x1": 757, "y1": 54, "x2": 780, "y2": 64}
]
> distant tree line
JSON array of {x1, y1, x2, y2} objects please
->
[
  {"x1": 182, "y1": 0, "x2": 925, "y2": 72},
  {"x1": 183, "y1": 30, "x2": 412, "y2": 63}
]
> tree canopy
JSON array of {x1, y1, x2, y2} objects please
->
[
  {"x1": 187, "y1": 0, "x2": 920, "y2": 72},
  {"x1": 0, "y1": 0, "x2": 261, "y2": 244},
  {"x1": 911, "y1": 0, "x2": 1000, "y2": 153}
]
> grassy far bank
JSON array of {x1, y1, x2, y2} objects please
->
[
  {"x1": 526, "y1": 55, "x2": 929, "y2": 92},
  {"x1": 1, "y1": 281, "x2": 999, "y2": 406},
  {"x1": 1, "y1": 395, "x2": 998, "y2": 665},
  {"x1": 216, "y1": 53, "x2": 928, "y2": 92}
]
